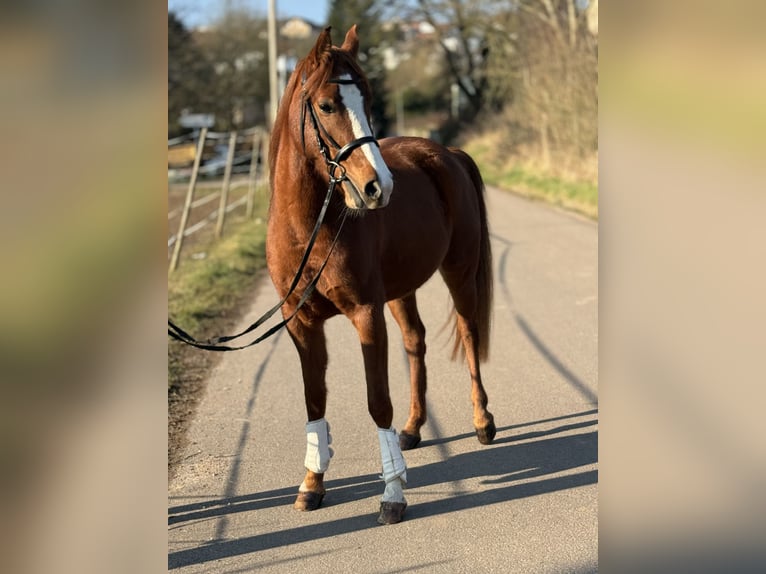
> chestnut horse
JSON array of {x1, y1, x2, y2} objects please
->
[{"x1": 266, "y1": 25, "x2": 495, "y2": 525}]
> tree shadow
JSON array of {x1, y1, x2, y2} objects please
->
[
  {"x1": 419, "y1": 408, "x2": 598, "y2": 448},
  {"x1": 168, "y1": 472, "x2": 383, "y2": 528},
  {"x1": 169, "y1": 417, "x2": 597, "y2": 569},
  {"x1": 414, "y1": 428, "x2": 596, "y2": 489},
  {"x1": 489, "y1": 228, "x2": 598, "y2": 408},
  {"x1": 514, "y1": 314, "x2": 598, "y2": 405}
]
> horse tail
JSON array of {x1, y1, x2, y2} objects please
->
[{"x1": 449, "y1": 148, "x2": 493, "y2": 363}]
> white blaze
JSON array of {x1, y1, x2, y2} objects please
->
[{"x1": 337, "y1": 74, "x2": 394, "y2": 194}]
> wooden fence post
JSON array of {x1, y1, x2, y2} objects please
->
[
  {"x1": 169, "y1": 126, "x2": 207, "y2": 273},
  {"x1": 262, "y1": 132, "x2": 270, "y2": 180},
  {"x1": 215, "y1": 130, "x2": 237, "y2": 239},
  {"x1": 246, "y1": 129, "x2": 262, "y2": 219}
]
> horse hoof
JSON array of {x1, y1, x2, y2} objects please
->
[
  {"x1": 399, "y1": 431, "x2": 421, "y2": 450},
  {"x1": 377, "y1": 501, "x2": 407, "y2": 525},
  {"x1": 294, "y1": 491, "x2": 325, "y2": 511},
  {"x1": 476, "y1": 419, "x2": 496, "y2": 445}
]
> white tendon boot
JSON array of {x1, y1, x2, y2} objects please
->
[
  {"x1": 300, "y1": 418, "x2": 333, "y2": 492},
  {"x1": 377, "y1": 426, "x2": 407, "y2": 524}
]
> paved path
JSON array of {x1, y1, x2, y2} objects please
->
[{"x1": 168, "y1": 186, "x2": 598, "y2": 573}]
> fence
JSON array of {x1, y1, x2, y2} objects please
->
[{"x1": 168, "y1": 126, "x2": 269, "y2": 272}]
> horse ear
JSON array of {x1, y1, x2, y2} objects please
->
[
  {"x1": 308, "y1": 26, "x2": 333, "y2": 65},
  {"x1": 341, "y1": 24, "x2": 360, "y2": 59}
]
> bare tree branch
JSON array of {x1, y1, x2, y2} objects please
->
[{"x1": 415, "y1": 0, "x2": 482, "y2": 111}]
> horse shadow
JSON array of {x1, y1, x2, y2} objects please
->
[{"x1": 168, "y1": 413, "x2": 597, "y2": 569}]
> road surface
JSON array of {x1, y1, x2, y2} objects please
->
[{"x1": 168, "y1": 186, "x2": 598, "y2": 573}]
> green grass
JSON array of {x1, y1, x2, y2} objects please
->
[
  {"x1": 169, "y1": 223, "x2": 267, "y2": 330},
  {"x1": 463, "y1": 140, "x2": 598, "y2": 219},
  {"x1": 491, "y1": 166, "x2": 598, "y2": 219}
]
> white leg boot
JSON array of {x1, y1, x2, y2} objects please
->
[
  {"x1": 377, "y1": 426, "x2": 407, "y2": 524},
  {"x1": 299, "y1": 418, "x2": 333, "y2": 492}
]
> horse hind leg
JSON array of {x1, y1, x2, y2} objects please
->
[
  {"x1": 442, "y1": 270, "x2": 496, "y2": 445},
  {"x1": 388, "y1": 294, "x2": 427, "y2": 450},
  {"x1": 456, "y1": 310, "x2": 496, "y2": 444}
]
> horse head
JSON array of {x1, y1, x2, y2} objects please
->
[{"x1": 292, "y1": 25, "x2": 393, "y2": 210}]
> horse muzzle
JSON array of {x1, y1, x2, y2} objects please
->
[{"x1": 343, "y1": 175, "x2": 391, "y2": 210}]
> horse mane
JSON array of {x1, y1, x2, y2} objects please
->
[{"x1": 269, "y1": 43, "x2": 371, "y2": 177}]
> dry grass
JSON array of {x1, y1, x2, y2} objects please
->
[{"x1": 462, "y1": 130, "x2": 599, "y2": 219}]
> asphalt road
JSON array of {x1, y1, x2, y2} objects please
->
[{"x1": 168, "y1": 186, "x2": 598, "y2": 573}]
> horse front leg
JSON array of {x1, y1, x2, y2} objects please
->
[
  {"x1": 285, "y1": 316, "x2": 332, "y2": 511},
  {"x1": 352, "y1": 304, "x2": 408, "y2": 525},
  {"x1": 388, "y1": 294, "x2": 427, "y2": 450}
]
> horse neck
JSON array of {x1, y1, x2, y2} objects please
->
[{"x1": 270, "y1": 122, "x2": 339, "y2": 234}]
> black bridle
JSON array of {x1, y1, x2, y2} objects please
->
[
  {"x1": 167, "y1": 74, "x2": 380, "y2": 352},
  {"x1": 300, "y1": 76, "x2": 380, "y2": 181}
]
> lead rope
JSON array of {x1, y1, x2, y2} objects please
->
[{"x1": 167, "y1": 156, "x2": 348, "y2": 352}]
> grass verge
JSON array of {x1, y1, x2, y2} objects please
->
[
  {"x1": 168, "y1": 219, "x2": 268, "y2": 352},
  {"x1": 462, "y1": 139, "x2": 598, "y2": 219}
]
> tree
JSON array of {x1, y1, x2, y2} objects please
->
[
  {"x1": 393, "y1": 0, "x2": 494, "y2": 120},
  {"x1": 199, "y1": 8, "x2": 271, "y2": 131},
  {"x1": 489, "y1": 0, "x2": 598, "y2": 166},
  {"x1": 387, "y1": 0, "x2": 598, "y2": 169},
  {"x1": 168, "y1": 12, "x2": 215, "y2": 137},
  {"x1": 328, "y1": 0, "x2": 394, "y2": 136}
]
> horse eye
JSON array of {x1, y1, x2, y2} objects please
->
[{"x1": 318, "y1": 101, "x2": 335, "y2": 114}]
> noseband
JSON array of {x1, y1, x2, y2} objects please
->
[{"x1": 300, "y1": 76, "x2": 380, "y2": 184}]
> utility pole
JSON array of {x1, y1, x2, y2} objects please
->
[{"x1": 268, "y1": 0, "x2": 278, "y2": 127}]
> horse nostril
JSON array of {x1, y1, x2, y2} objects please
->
[{"x1": 364, "y1": 179, "x2": 382, "y2": 200}]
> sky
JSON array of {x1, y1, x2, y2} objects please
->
[{"x1": 169, "y1": 0, "x2": 329, "y2": 29}]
